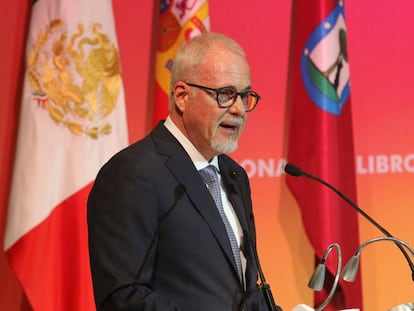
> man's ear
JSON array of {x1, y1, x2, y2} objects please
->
[{"x1": 172, "y1": 81, "x2": 188, "y2": 113}]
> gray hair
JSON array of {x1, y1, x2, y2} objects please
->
[{"x1": 168, "y1": 32, "x2": 247, "y2": 111}]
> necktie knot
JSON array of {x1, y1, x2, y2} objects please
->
[
  {"x1": 199, "y1": 165, "x2": 222, "y2": 205},
  {"x1": 199, "y1": 165, "x2": 219, "y2": 186}
]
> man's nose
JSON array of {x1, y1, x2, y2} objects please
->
[{"x1": 228, "y1": 94, "x2": 246, "y2": 115}]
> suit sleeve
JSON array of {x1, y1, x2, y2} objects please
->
[{"x1": 87, "y1": 154, "x2": 180, "y2": 311}]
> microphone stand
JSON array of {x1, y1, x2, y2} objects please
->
[
  {"x1": 341, "y1": 236, "x2": 414, "y2": 282},
  {"x1": 307, "y1": 243, "x2": 343, "y2": 311},
  {"x1": 284, "y1": 163, "x2": 414, "y2": 282},
  {"x1": 310, "y1": 237, "x2": 414, "y2": 310},
  {"x1": 229, "y1": 168, "x2": 282, "y2": 311},
  {"x1": 341, "y1": 236, "x2": 414, "y2": 311}
]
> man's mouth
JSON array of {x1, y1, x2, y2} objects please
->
[
  {"x1": 220, "y1": 122, "x2": 238, "y2": 130},
  {"x1": 219, "y1": 118, "x2": 243, "y2": 132}
]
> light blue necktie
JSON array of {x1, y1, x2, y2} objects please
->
[{"x1": 199, "y1": 165, "x2": 244, "y2": 285}]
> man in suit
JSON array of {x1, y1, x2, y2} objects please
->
[{"x1": 87, "y1": 32, "x2": 282, "y2": 311}]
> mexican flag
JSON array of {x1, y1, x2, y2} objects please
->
[{"x1": 4, "y1": 0, "x2": 128, "y2": 309}]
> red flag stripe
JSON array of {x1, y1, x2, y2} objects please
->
[
  {"x1": 286, "y1": 0, "x2": 363, "y2": 309},
  {"x1": 7, "y1": 184, "x2": 95, "y2": 310}
]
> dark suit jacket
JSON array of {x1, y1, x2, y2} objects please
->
[{"x1": 87, "y1": 122, "x2": 273, "y2": 311}]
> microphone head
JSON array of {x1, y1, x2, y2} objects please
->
[
  {"x1": 284, "y1": 163, "x2": 304, "y2": 177},
  {"x1": 174, "y1": 184, "x2": 186, "y2": 198}
]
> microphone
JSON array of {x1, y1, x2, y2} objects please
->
[
  {"x1": 307, "y1": 243, "x2": 343, "y2": 311},
  {"x1": 159, "y1": 184, "x2": 186, "y2": 221},
  {"x1": 229, "y1": 167, "x2": 283, "y2": 311},
  {"x1": 341, "y1": 236, "x2": 414, "y2": 282},
  {"x1": 284, "y1": 162, "x2": 414, "y2": 282}
]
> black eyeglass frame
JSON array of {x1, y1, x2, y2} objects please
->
[{"x1": 184, "y1": 82, "x2": 261, "y2": 112}]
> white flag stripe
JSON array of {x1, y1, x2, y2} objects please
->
[{"x1": 5, "y1": 0, "x2": 128, "y2": 249}]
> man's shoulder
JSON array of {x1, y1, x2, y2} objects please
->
[
  {"x1": 219, "y1": 154, "x2": 242, "y2": 170},
  {"x1": 112, "y1": 122, "x2": 172, "y2": 158}
]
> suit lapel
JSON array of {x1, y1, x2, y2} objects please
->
[
  {"x1": 219, "y1": 159, "x2": 249, "y2": 231},
  {"x1": 168, "y1": 156, "x2": 240, "y2": 272},
  {"x1": 151, "y1": 123, "x2": 240, "y2": 279},
  {"x1": 219, "y1": 156, "x2": 259, "y2": 291}
]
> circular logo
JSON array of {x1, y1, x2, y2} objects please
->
[{"x1": 301, "y1": 3, "x2": 350, "y2": 115}]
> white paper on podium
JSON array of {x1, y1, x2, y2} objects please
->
[
  {"x1": 292, "y1": 304, "x2": 360, "y2": 311},
  {"x1": 292, "y1": 304, "x2": 315, "y2": 311},
  {"x1": 389, "y1": 302, "x2": 414, "y2": 311}
]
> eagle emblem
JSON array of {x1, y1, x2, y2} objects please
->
[{"x1": 28, "y1": 19, "x2": 122, "y2": 138}]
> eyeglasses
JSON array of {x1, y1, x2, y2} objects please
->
[{"x1": 184, "y1": 82, "x2": 261, "y2": 112}]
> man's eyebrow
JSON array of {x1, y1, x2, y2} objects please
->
[{"x1": 220, "y1": 85, "x2": 252, "y2": 92}]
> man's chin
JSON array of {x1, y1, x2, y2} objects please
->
[{"x1": 211, "y1": 139, "x2": 238, "y2": 154}]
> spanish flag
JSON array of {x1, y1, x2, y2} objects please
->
[{"x1": 153, "y1": 0, "x2": 210, "y2": 124}]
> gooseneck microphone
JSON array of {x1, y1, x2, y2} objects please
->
[
  {"x1": 229, "y1": 167, "x2": 283, "y2": 311},
  {"x1": 284, "y1": 162, "x2": 414, "y2": 282}
]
